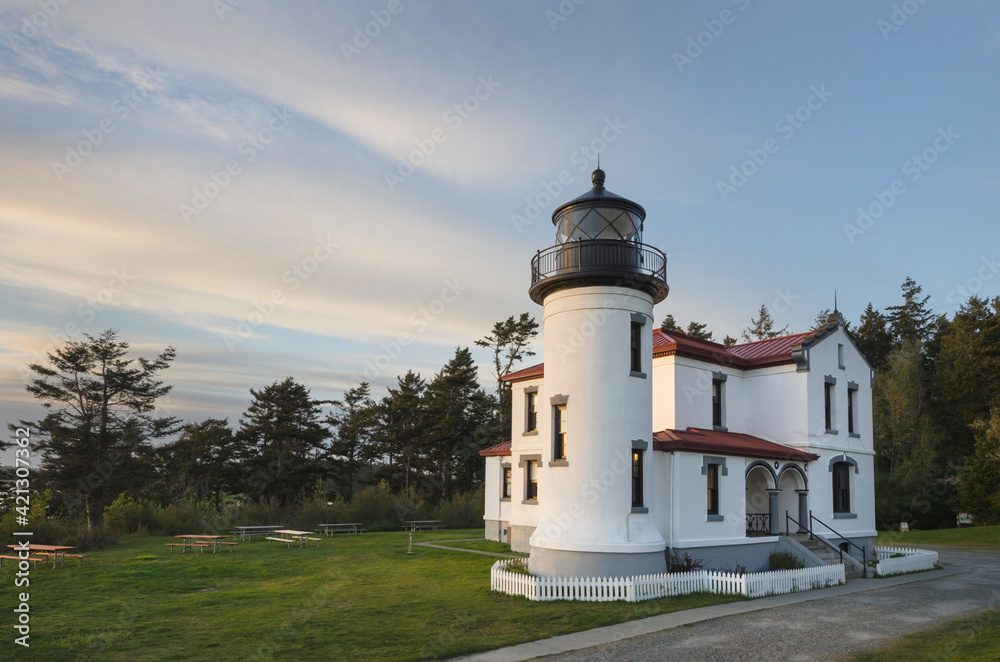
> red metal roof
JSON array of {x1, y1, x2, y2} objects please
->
[
  {"x1": 478, "y1": 440, "x2": 512, "y2": 457},
  {"x1": 724, "y1": 331, "x2": 814, "y2": 362},
  {"x1": 653, "y1": 427, "x2": 818, "y2": 462},
  {"x1": 502, "y1": 362, "x2": 544, "y2": 383}
]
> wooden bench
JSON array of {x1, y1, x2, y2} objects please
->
[
  {"x1": 0, "y1": 555, "x2": 46, "y2": 570},
  {"x1": 165, "y1": 543, "x2": 210, "y2": 553},
  {"x1": 266, "y1": 537, "x2": 294, "y2": 548},
  {"x1": 33, "y1": 551, "x2": 89, "y2": 567}
]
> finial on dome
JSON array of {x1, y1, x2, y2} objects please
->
[{"x1": 592, "y1": 167, "x2": 605, "y2": 189}]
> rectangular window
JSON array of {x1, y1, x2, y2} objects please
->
[
  {"x1": 502, "y1": 467, "x2": 511, "y2": 499},
  {"x1": 553, "y1": 405, "x2": 567, "y2": 461},
  {"x1": 833, "y1": 463, "x2": 850, "y2": 513},
  {"x1": 630, "y1": 322, "x2": 642, "y2": 373},
  {"x1": 525, "y1": 461, "x2": 538, "y2": 501},
  {"x1": 824, "y1": 382, "x2": 834, "y2": 431},
  {"x1": 848, "y1": 387, "x2": 857, "y2": 435},
  {"x1": 707, "y1": 464, "x2": 719, "y2": 515},
  {"x1": 838, "y1": 343, "x2": 845, "y2": 369},
  {"x1": 712, "y1": 380, "x2": 723, "y2": 428},
  {"x1": 525, "y1": 391, "x2": 538, "y2": 432},
  {"x1": 632, "y1": 451, "x2": 643, "y2": 508}
]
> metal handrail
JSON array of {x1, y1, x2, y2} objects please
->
[
  {"x1": 530, "y1": 239, "x2": 667, "y2": 286},
  {"x1": 785, "y1": 510, "x2": 867, "y2": 578}
]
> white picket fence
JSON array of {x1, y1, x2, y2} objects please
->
[
  {"x1": 874, "y1": 546, "x2": 938, "y2": 576},
  {"x1": 490, "y1": 561, "x2": 845, "y2": 603}
]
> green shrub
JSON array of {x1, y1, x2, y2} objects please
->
[
  {"x1": 432, "y1": 487, "x2": 485, "y2": 529},
  {"x1": 769, "y1": 550, "x2": 805, "y2": 570}
]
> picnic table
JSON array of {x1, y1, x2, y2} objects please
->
[
  {"x1": 317, "y1": 523, "x2": 366, "y2": 536},
  {"x1": 232, "y1": 525, "x2": 284, "y2": 542},
  {"x1": 404, "y1": 520, "x2": 445, "y2": 532},
  {"x1": 268, "y1": 530, "x2": 322, "y2": 549},
  {"x1": 6, "y1": 544, "x2": 81, "y2": 568},
  {"x1": 170, "y1": 535, "x2": 232, "y2": 553}
]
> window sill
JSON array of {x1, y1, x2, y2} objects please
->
[
  {"x1": 629, "y1": 370, "x2": 647, "y2": 379},
  {"x1": 825, "y1": 429, "x2": 839, "y2": 435},
  {"x1": 522, "y1": 499, "x2": 538, "y2": 506},
  {"x1": 548, "y1": 460, "x2": 569, "y2": 467},
  {"x1": 631, "y1": 506, "x2": 649, "y2": 514},
  {"x1": 707, "y1": 514, "x2": 724, "y2": 522},
  {"x1": 838, "y1": 364, "x2": 845, "y2": 370},
  {"x1": 500, "y1": 497, "x2": 510, "y2": 502},
  {"x1": 712, "y1": 425, "x2": 728, "y2": 432},
  {"x1": 833, "y1": 512, "x2": 857, "y2": 519},
  {"x1": 848, "y1": 433, "x2": 861, "y2": 438},
  {"x1": 523, "y1": 430, "x2": 538, "y2": 437}
]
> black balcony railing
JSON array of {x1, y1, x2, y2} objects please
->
[
  {"x1": 746, "y1": 513, "x2": 771, "y2": 537},
  {"x1": 528, "y1": 239, "x2": 668, "y2": 304}
]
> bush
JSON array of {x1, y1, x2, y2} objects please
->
[
  {"x1": 0, "y1": 490, "x2": 118, "y2": 550},
  {"x1": 431, "y1": 487, "x2": 485, "y2": 529},
  {"x1": 669, "y1": 552, "x2": 704, "y2": 573},
  {"x1": 769, "y1": 550, "x2": 805, "y2": 570}
]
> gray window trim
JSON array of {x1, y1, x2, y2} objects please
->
[
  {"x1": 500, "y1": 462, "x2": 511, "y2": 502},
  {"x1": 520, "y1": 454, "x2": 541, "y2": 505},
  {"x1": 631, "y1": 507, "x2": 649, "y2": 514},
  {"x1": 547, "y1": 460, "x2": 569, "y2": 467},
  {"x1": 833, "y1": 513, "x2": 857, "y2": 519},
  {"x1": 630, "y1": 312, "x2": 647, "y2": 325},
  {"x1": 712, "y1": 371, "x2": 728, "y2": 382},
  {"x1": 828, "y1": 455, "x2": 860, "y2": 474},
  {"x1": 630, "y1": 370, "x2": 647, "y2": 379},
  {"x1": 631, "y1": 439, "x2": 648, "y2": 450},
  {"x1": 824, "y1": 374, "x2": 837, "y2": 385},
  {"x1": 847, "y1": 381, "x2": 858, "y2": 391},
  {"x1": 524, "y1": 388, "x2": 539, "y2": 435},
  {"x1": 848, "y1": 433, "x2": 861, "y2": 439},
  {"x1": 550, "y1": 394, "x2": 568, "y2": 406},
  {"x1": 707, "y1": 514, "x2": 725, "y2": 522},
  {"x1": 701, "y1": 455, "x2": 728, "y2": 476}
]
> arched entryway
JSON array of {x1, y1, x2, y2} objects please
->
[
  {"x1": 745, "y1": 462, "x2": 777, "y2": 536},
  {"x1": 777, "y1": 463, "x2": 809, "y2": 534}
]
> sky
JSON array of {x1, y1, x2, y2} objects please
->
[{"x1": 1, "y1": 0, "x2": 999, "y2": 449}]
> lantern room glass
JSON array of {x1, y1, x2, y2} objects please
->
[{"x1": 555, "y1": 206, "x2": 643, "y2": 243}]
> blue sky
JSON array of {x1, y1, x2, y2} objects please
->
[{"x1": 1, "y1": 0, "x2": 998, "y2": 442}]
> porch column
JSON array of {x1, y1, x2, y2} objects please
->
[
  {"x1": 796, "y1": 490, "x2": 809, "y2": 533},
  {"x1": 767, "y1": 490, "x2": 780, "y2": 535}
]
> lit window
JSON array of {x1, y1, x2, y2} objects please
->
[
  {"x1": 525, "y1": 461, "x2": 538, "y2": 501},
  {"x1": 502, "y1": 467, "x2": 511, "y2": 499},
  {"x1": 526, "y1": 391, "x2": 538, "y2": 432},
  {"x1": 553, "y1": 405, "x2": 567, "y2": 461}
]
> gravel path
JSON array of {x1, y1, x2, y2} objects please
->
[{"x1": 540, "y1": 547, "x2": 1000, "y2": 661}]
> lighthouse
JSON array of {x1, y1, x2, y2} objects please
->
[{"x1": 526, "y1": 168, "x2": 669, "y2": 577}]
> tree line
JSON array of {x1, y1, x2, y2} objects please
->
[{"x1": 4, "y1": 316, "x2": 539, "y2": 530}]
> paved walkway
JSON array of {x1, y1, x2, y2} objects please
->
[
  {"x1": 454, "y1": 546, "x2": 1000, "y2": 661},
  {"x1": 416, "y1": 539, "x2": 522, "y2": 558}
]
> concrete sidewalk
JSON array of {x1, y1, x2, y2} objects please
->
[{"x1": 452, "y1": 553, "x2": 970, "y2": 662}]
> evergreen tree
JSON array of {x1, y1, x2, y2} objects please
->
[
  {"x1": 886, "y1": 277, "x2": 935, "y2": 346},
  {"x1": 660, "y1": 314, "x2": 681, "y2": 332},
  {"x1": 237, "y1": 378, "x2": 330, "y2": 506},
  {"x1": 474, "y1": 313, "x2": 538, "y2": 441},
  {"x1": 373, "y1": 371, "x2": 426, "y2": 493},
  {"x1": 960, "y1": 407, "x2": 1000, "y2": 524},
  {"x1": 723, "y1": 335, "x2": 738, "y2": 347},
  {"x1": 155, "y1": 418, "x2": 237, "y2": 505},
  {"x1": 326, "y1": 382, "x2": 376, "y2": 499},
  {"x1": 741, "y1": 304, "x2": 788, "y2": 342},
  {"x1": 685, "y1": 321, "x2": 714, "y2": 341},
  {"x1": 872, "y1": 340, "x2": 950, "y2": 528},
  {"x1": 6, "y1": 330, "x2": 178, "y2": 529},
  {"x1": 854, "y1": 303, "x2": 893, "y2": 370},
  {"x1": 930, "y1": 296, "x2": 1000, "y2": 460},
  {"x1": 423, "y1": 348, "x2": 490, "y2": 500}
]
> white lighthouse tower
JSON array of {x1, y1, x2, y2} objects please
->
[{"x1": 526, "y1": 168, "x2": 669, "y2": 577}]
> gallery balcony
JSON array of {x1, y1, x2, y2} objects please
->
[{"x1": 528, "y1": 239, "x2": 669, "y2": 305}]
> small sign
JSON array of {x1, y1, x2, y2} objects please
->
[
  {"x1": 957, "y1": 512, "x2": 973, "y2": 525},
  {"x1": 900, "y1": 522, "x2": 909, "y2": 532}
]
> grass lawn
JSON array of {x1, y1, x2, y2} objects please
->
[
  {"x1": 847, "y1": 608, "x2": 1000, "y2": 661},
  {"x1": 4, "y1": 530, "x2": 741, "y2": 661},
  {"x1": 877, "y1": 524, "x2": 1000, "y2": 547}
]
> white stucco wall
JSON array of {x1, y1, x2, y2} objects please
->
[{"x1": 528, "y1": 285, "x2": 665, "y2": 556}]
